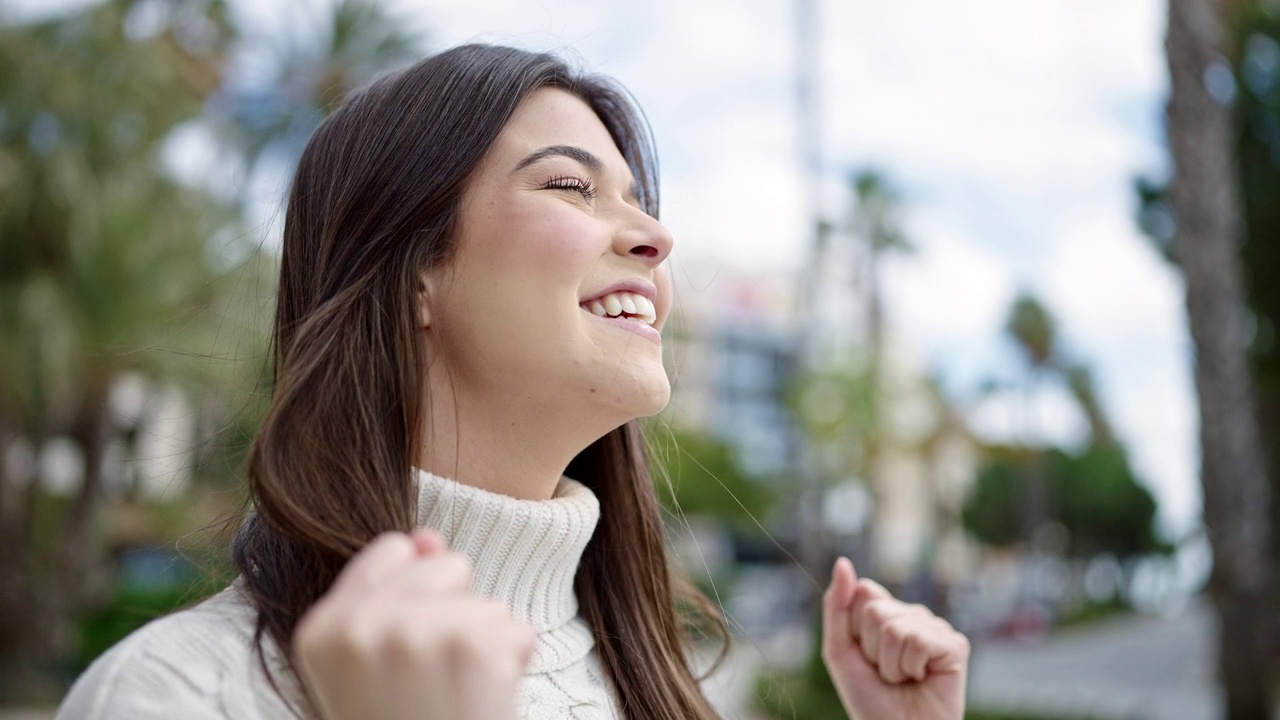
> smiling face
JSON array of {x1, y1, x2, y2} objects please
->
[{"x1": 421, "y1": 87, "x2": 675, "y2": 437}]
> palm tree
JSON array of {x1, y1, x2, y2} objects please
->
[
  {"x1": 212, "y1": 0, "x2": 425, "y2": 205},
  {"x1": 0, "y1": 0, "x2": 237, "y2": 700},
  {"x1": 848, "y1": 169, "x2": 913, "y2": 364},
  {"x1": 1164, "y1": 0, "x2": 1274, "y2": 715},
  {"x1": 0, "y1": 0, "x2": 425, "y2": 700},
  {"x1": 1003, "y1": 293, "x2": 1059, "y2": 545}
]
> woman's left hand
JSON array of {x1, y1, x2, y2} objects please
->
[{"x1": 821, "y1": 557, "x2": 970, "y2": 720}]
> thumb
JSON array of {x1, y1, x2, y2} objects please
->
[
  {"x1": 409, "y1": 528, "x2": 447, "y2": 557},
  {"x1": 822, "y1": 557, "x2": 857, "y2": 651}
]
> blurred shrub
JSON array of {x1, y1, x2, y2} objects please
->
[
  {"x1": 962, "y1": 444, "x2": 1166, "y2": 559},
  {"x1": 648, "y1": 426, "x2": 776, "y2": 531}
]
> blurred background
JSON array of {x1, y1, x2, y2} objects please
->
[{"x1": 1, "y1": 0, "x2": 1276, "y2": 718}]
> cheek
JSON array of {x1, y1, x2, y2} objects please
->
[
  {"x1": 449, "y1": 209, "x2": 600, "y2": 335},
  {"x1": 519, "y1": 212, "x2": 603, "y2": 275},
  {"x1": 655, "y1": 265, "x2": 674, "y2": 325}
]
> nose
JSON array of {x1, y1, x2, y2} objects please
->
[{"x1": 613, "y1": 205, "x2": 674, "y2": 266}]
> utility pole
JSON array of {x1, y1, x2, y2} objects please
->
[{"x1": 792, "y1": 0, "x2": 833, "y2": 587}]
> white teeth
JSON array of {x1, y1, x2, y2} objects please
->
[
  {"x1": 581, "y1": 291, "x2": 658, "y2": 326},
  {"x1": 632, "y1": 294, "x2": 656, "y2": 320}
]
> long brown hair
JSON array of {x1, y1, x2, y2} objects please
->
[{"x1": 232, "y1": 44, "x2": 726, "y2": 719}]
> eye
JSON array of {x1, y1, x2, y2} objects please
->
[{"x1": 543, "y1": 174, "x2": 598, "y2": 200}]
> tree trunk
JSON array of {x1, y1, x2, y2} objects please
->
[
  {"x1": 1165, "y1": 0, "x2": 1276, "y2": 717},
  {"x1": 0, "y1": 384, "x2": 112, "y2": 704}
]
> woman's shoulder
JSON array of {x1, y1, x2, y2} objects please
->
[{"x1": 55, "y1": 582, "x2": 304, "y2": 719}]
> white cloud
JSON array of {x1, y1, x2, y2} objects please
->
[
  {"x1": 1041, "y1": 214, "x2": 1185, "y2": 355},
  {"x1": 965, "y1": 384, "x2": 1091, "y2": 450},
  {"x1": 880, "y1": 211, "x2": 1015, "y2": 356}
]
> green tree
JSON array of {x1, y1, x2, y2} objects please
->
[
  {"x1": 961, "y1": 446, "x2": 1162, "y2": 560},
  {"x1": 961, "y1": 454, "x2": 1024, "y2": 549},
  {"x1": 1051, "y1": 445, "x2": 1161, "y2": 558},
  {"x1": 213, "y1": 0, "x2": 423, "y2": 204},
  {"x1": 648, "y1": 427, "x2": 775, "y2": 532},
  {"x1": 1003, "y1": 293, "x2": 1113, "y2": 445},
  {"x1": 1006, "y1": 294, "x2": 1057, "y2": 370},
  {"x1": 1229, "y1": 3, "x2": 1280, "y2": 703},
  {"x1": 0, "y1": 0, "x2": 238, "y2": 701},
  {"x1": 0, "y1": 0, "x2": 426, "y2": 700}
]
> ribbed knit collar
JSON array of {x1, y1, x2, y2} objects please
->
[{"x1": 413, "y1": 470, "x2": 600, "y2": 634}]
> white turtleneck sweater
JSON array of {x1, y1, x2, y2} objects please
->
[{"x1": 56, "y1": 471, "x2": 620, "y2": 719}]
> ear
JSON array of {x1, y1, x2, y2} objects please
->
[{"x1": 416, "y1": 273, "x2": 434, "y2": 329}]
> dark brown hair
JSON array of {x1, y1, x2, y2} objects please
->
[{"x1": 232, "y1": 43, "x2": 725, "y2": 719}]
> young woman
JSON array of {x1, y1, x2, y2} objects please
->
[{"x1": 57, "y1": 44, "x2": 969, "y2": 720}]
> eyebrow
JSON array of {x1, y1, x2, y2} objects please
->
[
  {"x1": 512, "y1": 144, "x2": 643, "y2": 204},
  {"x1": 512, "y1": 145, "x2": 604, "y2": 174}
]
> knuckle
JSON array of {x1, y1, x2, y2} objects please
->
[
  {"x1": 863, "y1": 601, "x2": 887, "y2": 623},
  {"x1": 441, "y1": 553, "x2": 474, "y2": 587},
  {"x1": 448, "y1": 626, "x2": 494, "y2": 664},
  {"x1": 367, "y1": 532, "x2": 414, "y2": 558},
  {"x1": 440, "y1": 630, "x2": 475, "y2": 667},
  {"x1": 315, "y1": 620, "x2": 374, "y2": 664}
]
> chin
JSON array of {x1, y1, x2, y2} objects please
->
[
  {"x1": 598, "y1": 375, "x2": 670, "y2": 423},
  {"x1": 633, "y1": 381, "x2": 671, "y2": 418}
]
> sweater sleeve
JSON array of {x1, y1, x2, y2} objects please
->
[{"x1": 55, "y1": 588, "x2": 305, "y2": 720}]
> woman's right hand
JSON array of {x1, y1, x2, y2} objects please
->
[{"x1": 294, "y1": 530, "x2": 535, "y2": 720}]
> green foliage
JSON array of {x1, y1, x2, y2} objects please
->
[
  {"x1": 1054, "y1": 595, "x2": 1129, "y2": 630},
  {"x1": 214, "y1": 0, "x2": 424, "y2": 188},
  {"x1": 1006, "y1": 294, "x2": 1057, "y2": 368},
  {"x1": 962, "y1": 707, "x2": 1126, "y2": 712},
  {"x1": 1050, "y1": 445, "x2": 1162, "y2": 558},
  {"x1": 648, "y1": 426, "x2": 775, "y2": 530},
  {"x1": 753, "y1": 615, "x2": 845, "y2": 719},
  {"x1": 849, "y1": 169, "x2": 913, "y2": 254},
  {"x1": 0, "y1": 0, "x2": 424, "y2": 698},
  {"x1": 961, "y1": 445, "x2": 1164, "y2": 559},
  {"x1": 1233, "y1": 6, "x2": 1280, "y2": 570},
  {"x1": 0, "y1": 0, "x2": 237, "y2": 427},
  {"x1": 75, "y1": 570, "x2": 225, "y2": 672},
  {"x1": 1139, "y1": 4, "x2": 1280, "y2": 596},
  {"x1": 961, "y1": 455, "x2": 1025, "y2": 548},
  {"x1": 790, "y1": 367, "x2": 878, "y2": 442}
]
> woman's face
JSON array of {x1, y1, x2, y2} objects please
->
[{"x1": 423, "y1": 87, "x2": 674, "y2": 431}]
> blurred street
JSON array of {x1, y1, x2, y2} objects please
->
[{"x1": 968, "y1": 597, "x2": 1280, "y2": 720}]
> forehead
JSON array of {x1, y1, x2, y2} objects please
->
[{"x1": 489, "y1": 87, "x2": 627, "y2": 168}]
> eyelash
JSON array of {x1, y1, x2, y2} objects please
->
[{"x1": 543, "y1": 174, "x2": 598, "y2": 200}]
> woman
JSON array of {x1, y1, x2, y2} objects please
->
[{"x1": 57, "y1": 44, "x2": 969, "y2": 719}]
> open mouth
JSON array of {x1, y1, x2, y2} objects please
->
[{"x1": 579, "y1": 290, "x2": 657, "y2": 326}]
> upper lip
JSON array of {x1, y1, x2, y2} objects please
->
[{"x1": 579, "y1": 279, "x2": 657, "y2": 306}]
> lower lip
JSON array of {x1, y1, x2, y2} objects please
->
[{"x1": 582, "y1": 309, "x2": 662, "y2": 345}]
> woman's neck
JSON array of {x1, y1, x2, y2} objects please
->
[{"x1": 418, "y1": 387, "x2": 615, "y2": 501}]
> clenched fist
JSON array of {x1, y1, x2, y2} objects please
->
[
  {"x1": 294, "y1": 530, "x2": 536, "y2": 720},
  {"x1": 821, "y1": 557, "x2": 970, "y2": 720}
]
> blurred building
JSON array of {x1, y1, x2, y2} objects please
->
[{"x1": 664, "y1": 258, "x2": 981, "y2": 588}]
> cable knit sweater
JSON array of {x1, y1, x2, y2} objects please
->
[{"x1": 56, "y1": 471, "x2": 620, "y2": 719}]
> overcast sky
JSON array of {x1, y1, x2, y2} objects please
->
[{"x1": 14, "y1": 0, "x2": 1197, "y2": 537}]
